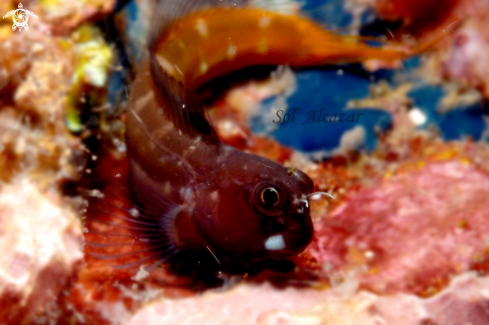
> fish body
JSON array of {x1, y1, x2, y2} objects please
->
[
  {"x1": 126, "y1": 53, "x2": 314, "y2": 260},
  {"x1": 88, "y1": 0, "x2": 418, "y2": 268},
  {"x1": 151, "y1": 6, "x2": 413, "y2": 89}
]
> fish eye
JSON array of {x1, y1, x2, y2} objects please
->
[
  {"x1": 260, "y1": 187, "x2": 280, "y2": 208},
  {"x1": 253, "y1": 182, "x2": 286, "y2": 215}
]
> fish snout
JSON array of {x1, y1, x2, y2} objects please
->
[
  {"x1": 263, "y1": 213, "x2": 313, "y2": 257},
  {"x1": 291, "y1": 168, "x2": 314, "y2": 193}
]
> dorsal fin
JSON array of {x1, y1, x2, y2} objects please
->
[
  {"x1": 148, "y1": 0, "x2": 250, "y2": 51},
  {"x1": 149, "y1": 54, "x2": 221, "y2": 144}
]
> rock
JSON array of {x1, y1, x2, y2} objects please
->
[
  {"x1": 126, "y1": 272, "x2": 489, "y2": 325},
  {"x1": 309, "y1": 159, "x2": 489, "y2": 295},
  {"x1": 0, "y1": 181, "x2": 83, "y2": 324},
  {"x1": 440, "y1": 16, "x2": 489, "y2": 98}
]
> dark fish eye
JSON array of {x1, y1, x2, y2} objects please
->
[
  {"x1": 253, "y1": 182, "x2": 286, "y2": 216},
  {"x1": 260, "y1": 187, "x2": 280, "y2": 208}
]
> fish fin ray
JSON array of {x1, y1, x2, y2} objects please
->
[
  {"x1": 149, "y1": 54, "x2": 221, "y2": 144},
  {"x1": 88, "y1": 243, "x2": 172, "y2": 260},
  {"x1": 127, "y1": 104, "x2": 204, "y2": 181},
  {"x1": 109, "y1": 249, "x2": 178, "y2": 270},
  {"x1": 85, "y1": 239, "x2": 161, "y2": 248},
  {"x1": 84, "y1": 186, "x2": 182, "y2": 270}
]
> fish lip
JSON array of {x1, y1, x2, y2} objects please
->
[
  {"x1": 268, "y1": 245, "x2": 308, "y2": 259},
  {"x1": 263, "y1": 229, "x2": 312, "y2": 258}
]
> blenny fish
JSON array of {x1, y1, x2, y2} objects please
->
[{"x1": 85, "y1": 0, "x2": 420, "y2": 270}]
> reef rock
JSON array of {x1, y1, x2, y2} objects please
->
[
  {"x1": 0, "y1": 181, "x2": 83, "y2": 324},
  {"x1": 126, "y1": 272, "x2": 489, "y2": 325}
]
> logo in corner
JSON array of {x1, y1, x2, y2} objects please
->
[{"x1": 3, "y1": 3, "x2": 38, "y2": 32}]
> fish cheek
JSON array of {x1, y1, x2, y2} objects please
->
[
  {"x1": 192, "y1": 186, "x2": 268, "y2": 258},
  {"x1": 282, "y1": 213, "x2": 314, "y2": 254}
]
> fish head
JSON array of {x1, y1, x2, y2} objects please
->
[{"x1": 192, "y1": 150, "x2": 315, "y2": 260}]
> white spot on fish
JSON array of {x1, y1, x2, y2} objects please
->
[
  {"x1": 227, "y1": 45, "x2": 237, "y2": 59},
  {"x1": 134, "y1": 92, "x2": 153, "y2": 112},
  {"x1": 91, "y1": 189, "x2": 104, "y2": 199},
  {"x1": 183, "y1": 187, "x2": 195, "y2": 203},
  {"x1": 195, "y1": 18, "x2": 208, "y2": 38},
  {"x1": 164, "y1": 181, "x2": 172, "y2": 194},
  {"x1": 264, "y1": 234, "x2": 286, "y2": 251},
  {"x1": 155, "y1": 55, "x2": 175, "y2": 75},
  {"x1": 200, "y1": 61, "x2": 208, "y2": 74},
  {"x1": 259, "y1": 16, "x2": 271, "y2": 29},
  {"x1": 210, "y1": 191, "x2": 219, "y2": 201}
]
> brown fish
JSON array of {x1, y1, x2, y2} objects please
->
[
  {"x1": 86, "y1": 0, "x2": 418, "y2": 269},
  {"x1": 125, "y1": 54, "x2": 317, "y2": 261}
]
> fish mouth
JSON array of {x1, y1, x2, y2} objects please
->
[
  {"x1": 261, "y1": 191, "x2": 334, "y2": 258},
  {"x1": 263, "y1": 236, "x2": 309, "y2": 258},
  {"x1": 263, "y1": 213, "x2": 314, "y2": 257}
]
